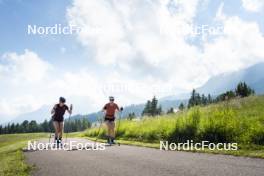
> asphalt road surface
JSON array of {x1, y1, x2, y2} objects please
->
[{"x1": 25, "y1": 138, "x2": 264, "y2": 176}]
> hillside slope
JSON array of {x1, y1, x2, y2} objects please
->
[
  {"x1": 197, "y1": 63, "x2": 264, "y2": 95},
  {"x1": 85, "y1": 95, "x2": 264, "y2": 146}
]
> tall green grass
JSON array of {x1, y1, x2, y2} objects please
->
[
  {"x1": 0, "y1": 133, "x2": 48, "y2": 176},
  {"x1": 84, "y1": 96, "x2": 264, "y2": 146}
]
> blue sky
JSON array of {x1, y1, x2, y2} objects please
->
[
  {"x1": 0, "y1": 0, "x2": 264, "y2": 123},
  {"x1": 1, "y1": 0, "x2": 263, "y2": 69},
  {"x1": 0, "y1": 0, "x2": 87, "y2": 70}
]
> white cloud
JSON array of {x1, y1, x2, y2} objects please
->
[
  {"x1": 0, "y1": 50, "x2": 53, "y2": 121},
  {"x1": 0, "y1": 50, "x2": 143, "y2": 120},
  {"x1": 204, "y1": 11, "x2": 264, "y2": 74},
  {"x1": 66, "y1": 0, "x2": 200, "y2": 65},
  {"x1": 242, "y1": 0, "x2": 264, "y2": 12},
  {"x1": 66, "y1": 0, "x2": 205, "y2": 87},
  {"x1": 0, "y1": 49, "x2": 52, "y2": 83},
  {"x1": 0, "y1": 95, "x2": 42, "y2": 116},
  {"x1": 66, "y1": 0, "x2": 264, "y2": 91},
  {"x1": 2, "y1": 1, "x2": 264, "y2": 122}
]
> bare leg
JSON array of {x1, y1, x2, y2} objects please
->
[
  {"x1": 105, "y1": 122, "x2": 110, "y2": 137},
  {"x1": 105, "y1": 121, "x2": 115, "y2": 144},
  {"x1": 105, "y1": 121, "x2": 113, "y2": 137},
  {"x1": 53, "y1": 121, "x2": 59, "y2": 141},
  {"x1": 109, "y1": 121, "x2": 115, "y2": 138},
  {"x1": 58, "y1": 122, "x2": 64, "y2": 140}
]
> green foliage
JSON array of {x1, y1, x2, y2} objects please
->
[
  {"x1": 85, "y1": 114, "x2": 177, "y2": 142},
  {"x1": 207, "y1": 94, "x2": 213, "y2": 104},
  {"x1": 188, "y1": 89, "x2": 200, "y2": 108},
  {"x1": 0, "y1": 133, "x2": 47, "y2": 176},
  {"x1": 178, "y1": 103, "x2": 185, "y2": 111},
  {"x1": 188, "y1": 82, "x2": 255, "y2": 108},
  {"x1": 249, "y1": 122, "x2": 264, "y2": 145},
  {"x1": 188, "y1": 90, "x2": 212, "y2": 108},
  {"x1": 235, "y1": 81, "x2": 255, "y2": 97},
  {"x1": 168, "y1": 108, "x2": 200, "y2": 143},
  {"x1": 0, "y1": 118, "x2": 91, "y2": 134},
  {"x1": 64, "y1": 118, "x2": 91, "y2": 133},
  {"x1": 84, "y1": 95, "x2": 264, "y2": 146},
  {"x1": 142, "y1": 96, "x2": 162, "y2": 116},
  {"x1": 127, "y1": 112, "x2": 136, "y2": 120},
  {"x1": 167, "y1": 107, "x2": 174, "y2": 114},
  {"x1": 199, "y1": 108, "x2": 240, "y2": 143},
  {"x1": 215, "y1": 90, "x2": 236, "y2": 102}
]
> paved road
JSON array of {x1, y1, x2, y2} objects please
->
[{"x1": 25, "y1": 138, "x2": 264, "y2": 176}]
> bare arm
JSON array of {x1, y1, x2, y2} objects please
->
[
  {"x1": 67, "y1": 109, "x2": 72, "y2": 114},
  {"x1": 51, "y1": 105, "x2": 56, "y2": 115},
  {"x1": 116, "y1": 105, "x2": 120, "y2": 112},
  {"x1": 116, "y1": 105, "x2": 123, "y2": 113},
  {"x1": 102, "y1": 104, "x2": 107, "y2": 114}
]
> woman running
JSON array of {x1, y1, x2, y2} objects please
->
[
  {"x1": 51, "y1": 97, "x2": 72, "y2": 144},
  {"x1": 102, "y1": 96, "x2": 122, "y2": 144}
]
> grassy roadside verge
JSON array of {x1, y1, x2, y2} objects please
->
[
  {"x1": 0, "y1": 133, "x2": 48, "y2": 176},
  {"x1": 82, "y1": 136, "x2": 264, "y2": 159},
  {"x1": 82, "y1": 96, "x2": 264, "y2": 159}
]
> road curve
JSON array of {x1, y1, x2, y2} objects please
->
[{"x1": 25, "y1": 138, "x2": 264, "y2": 176}]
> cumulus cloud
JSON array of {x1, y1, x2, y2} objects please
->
[
  {"x1": 0, "y1": 51, "x2": 147, "y2": 121},
  {"x1": 242, "y1": 0, "x2": 264, "y2": 12},
  {"x1": 66, "y1": 0, "x2": 207, "y2": 89},
  {"x1": 66, "y1": 0, "x2": 264, "y2": 90},
  {"x1": 0, "y1": 95, "x2": 41, "y2": 116},
  {"x1": 0, "y1": 49, "x2": 52, "y2": 83},
  {"x1": 0, "y1": 50, "x2": 53, "y2": 120},
  {"x1": 2, "y1": 0, "x2": 264, "y2": 122},
  {"x1": 67, "y1": 0, "x2": 199, "y2": 67},
  {"x1": 204, "y1": 2, "x2": 264, "y2": 74}
]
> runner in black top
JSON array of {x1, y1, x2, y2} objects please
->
[{"x1": 51, "y1": 97, "x2": 72, "y2": 144}]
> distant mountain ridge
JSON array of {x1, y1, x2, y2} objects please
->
[
  {"x1": 197, "y1": 62, "x2": 264, "y2": 95},
  {"x1": 4, "y1": 62, "x2": 264, "y2": 125},
  {"x1": 71, "y1": 100, "x2": 186, "y2": 123},
  {"x1": 7, "y1": 105, "x2": 51, "y2": 124}
]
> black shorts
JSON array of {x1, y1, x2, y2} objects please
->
[
  {"x1": 52, "y1": 116, "x2": 64, "y2": 122},
  {"x1": 104, "y1": 116, "x2": 115, "y2": 122}
]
